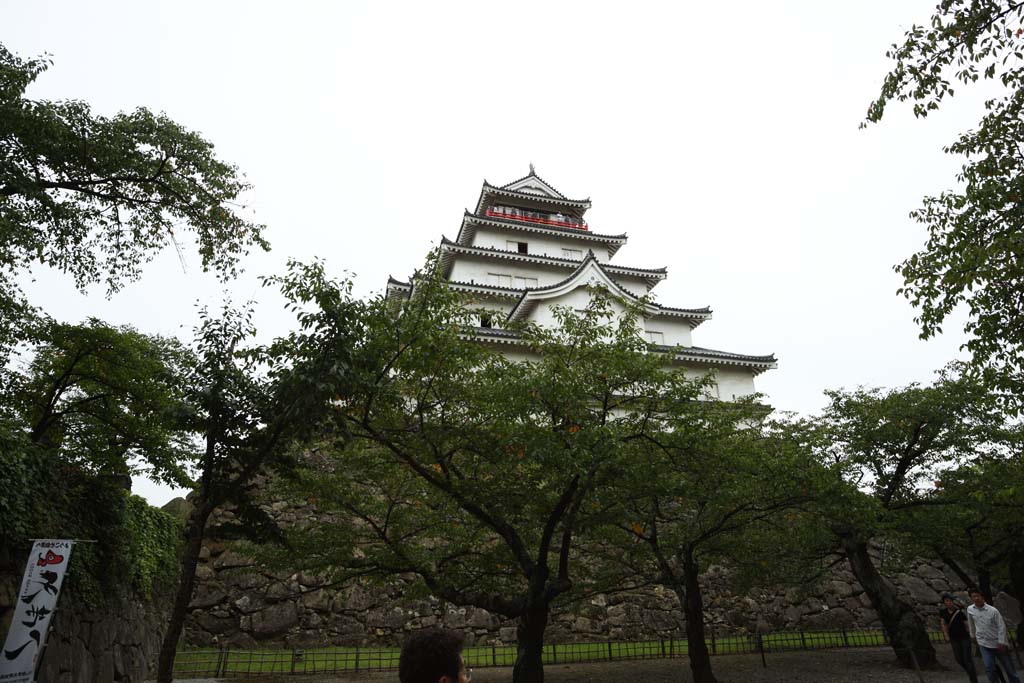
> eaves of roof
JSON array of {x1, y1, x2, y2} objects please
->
[
  {"x1": 456, "y1": 213, "x2": 627, "y2": 257},
  {"x1": 464, "y1": 327, "x2": 776, "y2": 373},
  {"x1": 474, "y1": 183, "x2": 592, "y2": 215},
  {"x1": 503, "y1": 251, "x2": 707, "y2": 326},
  {"x1": 500, "y1": 171, "x2": 569, "y2": 198},
  {"x1": 439, "y1": 237, "x2": 666, "y2": 282},
  {"x1": 448, "y1": 280, "x2": 523, "y2": 299}
]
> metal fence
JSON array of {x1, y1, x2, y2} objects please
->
[{"x1": 173, "y1": 627, "x2": 946, "y2": 677}]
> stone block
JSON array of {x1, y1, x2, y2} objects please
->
[
  {"x1": 301, "y1": 589, "x2": 333, "y2": 614},
  {"x1": 252, "y1": 603, "x2": 299, "y2": 637},
  {"x1": 385, "y1": 607, "x2": 408, "y2": 629}
]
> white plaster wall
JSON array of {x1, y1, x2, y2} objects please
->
[
  {"x1": 642, "y1": 317, "x2": 693, "y2": 347},
  {"x1": 676, "y1": 366, "x2": 752, "y2": 400},
  {"x1": 472, "y1": 227, "x2": 611, "y2": 262},
  {"x1": 449, "y1": 256, "x2": 567, "y2": 288},
  {"x1": 530, "y1": 289, "x2": 643, "y2": 337}
]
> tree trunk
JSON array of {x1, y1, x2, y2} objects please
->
[
  {"x1": 512, "y1": 602, "x2": 552, "y2": 683},
  {"x1": 977, "y1": 565, "x2": 993, "y2": 601},
  {"x1": 679, "y1": 549, "x2": 718, "y2": 683},
  {"x1": 156, "y1": 501, "x2": 213, "y2": 683},
  {"x1": 840, "y1": 533, "x2": 936, "y2": 668}
]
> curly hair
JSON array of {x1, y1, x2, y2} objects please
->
[{"x1": 399, "y1": 628, "x2": 465, "y2": 683}]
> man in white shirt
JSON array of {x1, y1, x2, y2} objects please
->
[{"x1": 968, "y1": 587, "x2": 1021, "y2": 683}]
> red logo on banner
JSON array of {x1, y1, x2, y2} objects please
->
[{"x1": 36, "y1": 550, "x2": 64, "y2": 567}]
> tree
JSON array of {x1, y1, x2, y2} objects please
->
[
  {"x1": 154, "y1": 260, "x2": 361, "y2": 683},
  {"x1": 0, "y1": 43, "x2": 267, "y2": 356},
  {"x1": 10, "y1": 318, "x2": 195, "y2": 481},
  {"x1": 866, "y1": 1, "x2": 1024, "y2": 404},
  {"x1": 0, "y1": 317, "x2": 195, "y2": 551},
  {"x1": 606, "y1": 412, "x2": 825, "y2": 683},
  {"x1": 813, "y1": 365, "x2": 1009, "y2": 668},
  {"x1": 272, "y1": 276, "x2": 711, "y2": 683},
  {"x1": 913, "y1": 451, "x2": 1024, "y2": 600}
]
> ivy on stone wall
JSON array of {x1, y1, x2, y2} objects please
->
[{"x1": 0, "y1": 447, "x2": 181, "y2": 604}]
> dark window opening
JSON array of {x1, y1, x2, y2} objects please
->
[
  {"x1": 480, "y1": 315, "x2": 493, "y2": 329},
  {"x1": 516, "y1": 242, "x2": 528, "y2": 254}
]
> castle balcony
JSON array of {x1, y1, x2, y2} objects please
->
[{"x1": 486, "y1": 206, "x2": 588, "y2": 231}]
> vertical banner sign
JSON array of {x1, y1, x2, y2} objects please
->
[{"x1": 0, "y1": 540, "x2": 74, "y2": 682}]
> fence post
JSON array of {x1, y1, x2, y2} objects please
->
[
  {"x1": 842, "y1": 629, "x2": 849, "y2": 647},
  {"x1": 354, "y1": 646, "x2": 360, "y2": 672},
  {"x1": 552, "y1": 644, "x2": 557, "y2": 664},
  {"x1": 211, "y1": 646, "x2": 223, "y2": 677},
  {"x1": 711, "y1": 629, "x2": 717, "y2": 655},
  {"x1": 660, "y1": 639, "x2": 666, "y2": 658},
  {"x1": 607, "y1": 641, "x2": 613, "y2": 660},
  {"x1": 218, "y1": 649, "x2": 230, "y2": 677},
  {"x1": 758, "y1": 634, "x2": 767, "y2": 669},
  {"x1": 492, "y1": 644, "x2": 497, "y2": 667},
  {"x1": 669, "y1": 638, "x2": 674, "y2": 658},
  {"x1": 800, "y1": 631, "x2": 807, "y2": 650}
]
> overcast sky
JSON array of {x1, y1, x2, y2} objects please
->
[{"x1": 5, "y1": 1, "x2": 987, "y2": 506}]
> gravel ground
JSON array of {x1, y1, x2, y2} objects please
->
[{"x1": 171, "y1": 645, "x2": 989, "y2": 682}]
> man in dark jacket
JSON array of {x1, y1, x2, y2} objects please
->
[
  {"x1": 942, "y1": 593, "x2": 980, "y2": 683},
  {"x1": 399, "y1": 628, "x2": 472, "y2": 683}
]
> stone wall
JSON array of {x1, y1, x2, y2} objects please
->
[
  {"x1": 186, "y1": 537, "x2": 967, "y2": 649},
  {"x1": 0, "y1": 558, "x2": 170, "y2": 683}
]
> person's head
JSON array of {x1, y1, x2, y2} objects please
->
[
  {"x1": 399, "y1": 628, "x2": 470, "y2": 683},
  {"x1": 969, "y1": 587, "x2": 987, "y2": 608},
  {"x1": 942, "y1": 593, "x2": 956, "y2": 609}
]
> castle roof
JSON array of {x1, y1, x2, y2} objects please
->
[
  {"x1": 438, "y1": 237, "x2": 666, "y2": 289},
  {"x1": 456, "y1": 212, "x2": 627, "y2": 257},
  {"x1": 466, "y1": 326, "x2": 775, "y2": 375},
  {"x1": 504, "y1": 251, "x2": 710, "y2": 327},
  {"x1": 474, "y1": 173, "x2": 592, "y2": 217}
]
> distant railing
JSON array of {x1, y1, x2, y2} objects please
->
[
  {"x1": 173, "y1": 628, "x2": 945, "y2": 677},
  {"x1": 485, "y1": 207, "x2": 588, "y2": 231}
]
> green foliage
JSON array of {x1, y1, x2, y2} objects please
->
[
  {"x1": 866, "y1": 2, "x2": 1024, "y2": 404},
  {"x1": 11, "y1": 317, "x2": 196, "y2": 485},
  {"x1": 0, "y1": 43, "x2": 267, "y2": 296},
  {"x1": 814, "y1": 363, "x2": 1009, "y2": 516},
  {"x1": 267, "y1": 268, "x2": 721, "y2": 629}
]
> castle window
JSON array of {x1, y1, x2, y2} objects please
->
[
  {"x1": 480, "y1": 314, "x2": 493, "y2": 329},
  {"x1": 563, "y1": 248, "x2": 583, "y2": 260},
  {"x1": 514, "y1": 276, "x2": 538, "y2": 289},
  {"x1": 646, "y1": 331, "x2": 664, "y2": 345},
  {"x1": 489, "y1": 273, "x2": 513, "y2": 288},
  {"x1": 507, "y1": 240, "x2": 528, "y2": 254}
]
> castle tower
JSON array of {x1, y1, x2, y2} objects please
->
[{"x1": 387, "y1": 169, "x2": 775, "y2": 399}]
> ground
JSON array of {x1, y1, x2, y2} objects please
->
[{"x1": 170, "y1": 645, "x2": 988, "y2": 682}]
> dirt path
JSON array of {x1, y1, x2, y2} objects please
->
[{"x1": 173, "y1": 646, "x2": 987, "y2": 682}]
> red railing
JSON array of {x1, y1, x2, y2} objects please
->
[{"x1": 485, "y1": 208, "x2": 588, "y2": 231}]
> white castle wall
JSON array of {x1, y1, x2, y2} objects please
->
[{"x1": 472, "y1": 227, "x2": 613, "y2": 262}]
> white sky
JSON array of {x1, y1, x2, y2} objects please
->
[{"x1": 4, "y1": 1, "x2": 987, "y2": 506}]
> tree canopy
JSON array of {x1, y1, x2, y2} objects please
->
[
  {"x1": 269, "y1": 274, "x2": 721, "y2": 683},
  {"x1": 866, "y1": 1, "x2": 1024, "y2": 404},
  {"x1": 0, "y1": 42, "x2": 267, "y2": 357},
  {"x1": 812, "y1": 365, "x2": 1012, "y2": 667}
]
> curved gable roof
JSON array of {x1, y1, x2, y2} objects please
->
[{"x1": 506, "y1": 251, "x2": 711, "y2": 326}]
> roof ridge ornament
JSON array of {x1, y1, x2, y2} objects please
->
[{"x1": 529, "y1": 162, "x2": 535, "y2": 174}]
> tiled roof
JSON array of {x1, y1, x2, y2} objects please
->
[
  {"x1": 439, "y1": 237, "x2": 667, "y2": 281},
  {"x1": 465, "y1": 326, "x2": 775, "y2": 372},
  {"x1": 500, "y1": 171, "x2": 569, "y2": 199},
  {"x1": 475, "y1": 183, "x2": 592, "y2": 216},
  {"x1": 503, "y1": 251, "x2": 708, "y2": 325},
  {"x1": 448, "y1": 280, "x2": 524, "y2": 298},
  {"x1": 654, "y1": 344, "x2": 777, "y2": 366},
  {"x1": 458, "y1": 212, "x2": 627, "y2": 241}
]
